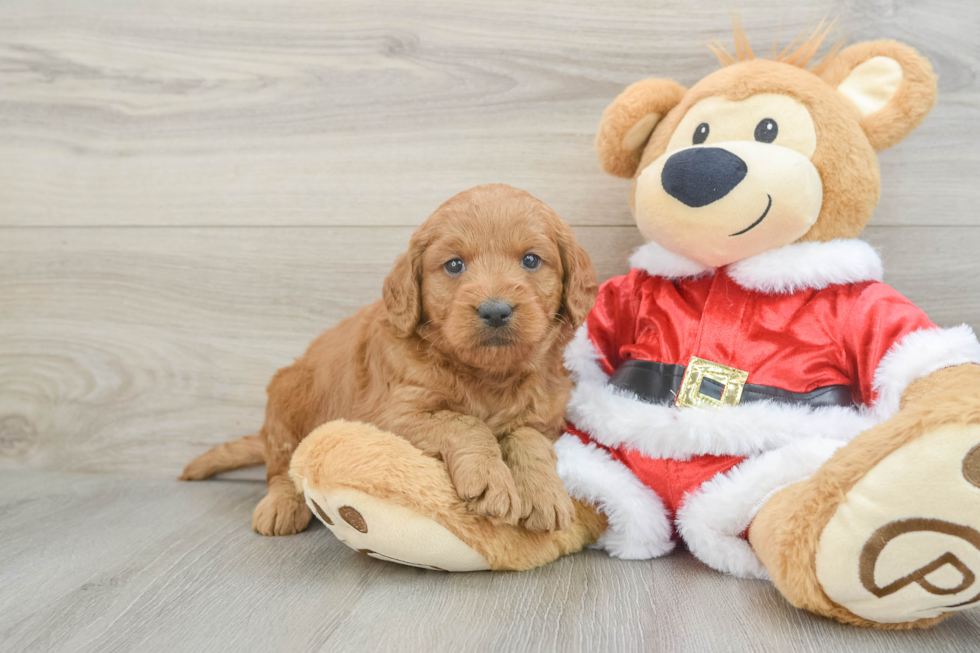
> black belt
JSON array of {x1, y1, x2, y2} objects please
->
[{"x1": 608, "y1": 359, "x2": 855, "y2": 408}]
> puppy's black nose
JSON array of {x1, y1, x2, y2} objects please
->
[
  {"x1": 661, "y1": 147, "x2": 747, "y2": 208},
  {"x1": 478, "y1": 301, "x2": 513, "y2": 328}
]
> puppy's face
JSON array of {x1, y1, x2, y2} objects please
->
[
  {"x1": 421, "y1": 208, "x2": 564, "y2": 370},
  {"x1": 383, "y1": 185, "x2": 597, "y2": 373}
]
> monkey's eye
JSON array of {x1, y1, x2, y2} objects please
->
[
  {"x1": 754, "y1": 118, "x2": 778, "y2": 143},
  {"x1": 444, "y1": 258, "x2": 465, "y2": 275},
  {"x1": 692, "y1": 122, "x2": 710, "y2": 145},
  {"x1": 521, "y1": 253, "x2": 542, "y2": 270}
]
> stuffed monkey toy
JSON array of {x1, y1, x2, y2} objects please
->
[{"x1": 290, "y1": 27, "x2": 980, "y2": 629}]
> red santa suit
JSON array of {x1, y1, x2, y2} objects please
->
[{"x1": 555, "y1": 239, "x2": 980, "y2": 579}]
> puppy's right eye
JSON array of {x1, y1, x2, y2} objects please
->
[{"x1": 444, "y1": 258, "x2": 465, "y2": 276}]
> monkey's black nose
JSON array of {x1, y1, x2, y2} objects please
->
[
  {"x1": 478, "y1": 301, "x2": 513, "y2": 328},
  {"x1": 661, "y1": 147, "x2": 747, "y2": 207}
]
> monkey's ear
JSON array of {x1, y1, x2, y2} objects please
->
[
  {"x1": 822, "y1": 40, "x2": 937, "y2": 152},
  {"x1": 596, "y1": 79, "x2": 687, "y2": 178}
]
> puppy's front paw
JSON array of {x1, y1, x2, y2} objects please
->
[
  {"x1": 252, "y1": 486, "x2": 313, "y2": 536},
  {"x1": 449, "y1": 454, "x2": 522, "y2": 525},
  {"x1": 516, "y1": 469, "x2": 576, "y2": 532}
]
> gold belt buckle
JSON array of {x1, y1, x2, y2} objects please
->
[{"x1": 675, "y1": 356, "x2": 749, "y2": 408}]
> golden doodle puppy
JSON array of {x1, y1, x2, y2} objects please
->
[{"x1": 181, "y1": 184, "x2": 598, "y2": 537}]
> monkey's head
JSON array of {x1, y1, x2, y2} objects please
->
[{"x1": 596, "y1": 26, "x2": 937, "y2": 268}]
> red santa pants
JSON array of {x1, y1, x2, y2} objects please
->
[{"x1": 566, "y1": 426, "x2": 747, "y2": 541}]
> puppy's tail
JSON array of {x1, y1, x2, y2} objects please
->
[{"x1": 179, "y1": 435, "x2": 265, "y2": 481}]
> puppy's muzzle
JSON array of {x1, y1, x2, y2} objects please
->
[
  {"x1": 477, "y1": 300, "x2": 513, "y2": 328},
  {"x1": 661, "y1": 147, "x2": 748, "y2": 207}
]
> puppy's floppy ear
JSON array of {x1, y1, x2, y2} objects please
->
[
  {"x1": 596, "y1": 78, "x2": 687, "y2": 178},
  {"x1": 383, "y1": 231, "x2": 426, "y2": 337},
  {"x1": 821, "y1": 40, "x2": 937, "y2": 152},
  {"x1": 553, "y1": 218, "x2": 598, "y2": 331}
]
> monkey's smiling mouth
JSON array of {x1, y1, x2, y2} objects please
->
[{"x1": 729, "y1": 194, "x2": 773, "y2": 236}]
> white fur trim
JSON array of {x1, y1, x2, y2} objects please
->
[
  {"x1": 555, "y1": 433, "x2": 675, "y2": 559},
  {"x1": 872, "y1": 325, "x2": 980, "y2": 420},
  {"x1": 628, "y1": 241, "x2": 713, "y2": 279},
  {"x1": 677, "y1": 438, "x2": 845, "y2": 579},
  {"x1": 566, "y1": 379, "x2": 876, "y2": 460},
  {"x1": 727, "y1": 239, "x2": 882, "y2": 294},
  {"x1": 629, "y1": 239, "x2": 882, "y2": 294},
  {"x1": 563, "y1": 325, "x2": 609, "y2": 387}
]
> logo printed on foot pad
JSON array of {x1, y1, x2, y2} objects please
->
[{"x1": 859, "y1": 518, "x2": 980, "y2": 608}]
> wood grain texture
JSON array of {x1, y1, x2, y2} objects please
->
[
  {"x1": 1, "y1": 469, "x2": 978, "y2": 653},
  {"x1": 2, "y1": 225, "x2": 979, "y2": 476},
  {"x1": 0, "y1": 0, "x2": 977, "y2": 228},
  {"x1": 0, "y1": 225, "x2": 640, "y2": 474}
]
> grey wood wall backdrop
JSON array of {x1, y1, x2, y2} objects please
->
[{"x1": 1, "y1": 0, "x2": 979, "y2": 478}]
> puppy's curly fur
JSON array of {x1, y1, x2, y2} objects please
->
[{"x1": 181, "y1": 184, "x2": 598, "y2": 536}]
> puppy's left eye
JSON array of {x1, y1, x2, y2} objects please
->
[{"x1": 521, "y1": 253, "x2": 542, "y2": 270}]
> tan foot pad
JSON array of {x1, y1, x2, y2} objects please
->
[
  {"x1": 300, "y1": 484, "x2": 491, "y2": 572},
  {"x1": 817, "y1": 424, "x2": 980, "y2": 623}
]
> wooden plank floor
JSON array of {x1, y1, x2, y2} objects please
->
[
  {"x1": 1, "y1": 468, "x2": 979, "y2": 653},
  {"x1": 2, "y1": 0, "x2": 980, "y2": 650}
]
